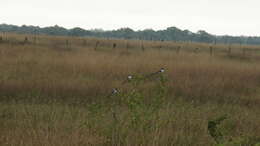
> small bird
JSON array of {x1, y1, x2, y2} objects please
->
[
  {"x1": 122, "y1": 75, "x2": 133, "y2": 84},
  {"x1": 107, "y1": 88, "x2": 119, "y2": 98},
  {"x1": 159, "y1": 68, "x2": 165, "y2": 73},
  {"x1": 145, "y1": 68, "x2": 165, "y2": 78},
  {"x1": 108, "y1": 68, "x2": 165, "y2": 98},
  {"x1": 112, "y1": 88, "x2": 119, "y2": 94},
  {"x1": 127, "y1": 75, "x2": 133, "y2": 80}
]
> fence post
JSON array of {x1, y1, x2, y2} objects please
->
[
  {"x1": 66, "y1": 39, "x2": 69, "y2": 49},
  {"x1": 243, "y1": 48, "x2": 246, "y2": 57},
  {"x1": 33, "y1": 35, "x2": 37, "y2": 45},
  {"x1": 228, "y1": 46, "x2": 232, "y2": 56},
  {"x1": 194, "y1": 48, "x2": 199, "y2": 53},
  {"x1": 141, "y1": 40, "x2": 145, "y2": 52},
  {"x1": 126, "y1": 41, "x2": 129, "y2": 52},
  {"x1": 95, "y1": 41, "x2": 100, "y2": 51},
  {"x1": 24, "y1": 37, "x2": 29, "y2": 45},
  {"x1": 33, "y1": 31, "x2": 37, "y2": 45},
  {"x1": 83, "y1": 39, "x2": 87, "y2": 46},
  {"x1": 159, "y1": 40, "x2": 163, "y2": 50},
  {"x1": 113, "y1": 43, "x2": 117, "y2": 49},
  {"x1": 177, "y1": 46, "x2": 181, "y2": 54},
  {"x1": 210, "y1": 46, "x2": 213, "y2": 56},
  {"x1": 3, "y1": 32, "x2": 7, "y2": 42}
]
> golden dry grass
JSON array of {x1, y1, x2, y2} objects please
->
[{"x1": 0, "y1": 33, "x2": 260, "y2": 146}]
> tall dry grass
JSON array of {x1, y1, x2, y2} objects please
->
[{"x1": 0, "y1": 33, "x2": 260, "y2": 145}]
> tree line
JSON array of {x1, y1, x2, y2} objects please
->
[{"x1": 1, "y1": 23, "x2": 260, "y2": 45}]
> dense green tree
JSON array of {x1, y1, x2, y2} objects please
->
[{"x1": 1, "y1": 24, "x2": 260, "y2": 45}]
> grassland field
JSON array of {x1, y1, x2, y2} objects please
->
[{"x1": 0, "y1": 33, "x2": 260, "y2": 146}]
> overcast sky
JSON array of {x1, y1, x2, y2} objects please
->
[{"x1": 1, "y1": 0, "x2": 260, "y2": 36}]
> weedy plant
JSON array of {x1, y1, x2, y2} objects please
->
[
  {"x1": 111, "y1": 68, "x2": 167, "y2": 126},
  {"x1": 208, "y1": 115, "x2": 227, "y2": 144},
  {"x1": 208, "y1": 115, "x2": 260, "y2": 146},
  {"x1": 103, "y1": 68, "x2": 168, "y2": 143}
]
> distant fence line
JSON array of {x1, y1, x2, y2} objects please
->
[{"x1": 0, "y1": 34, "x2": 259, "y2": 57}]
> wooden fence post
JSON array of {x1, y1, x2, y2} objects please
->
[
  {"x1": 194, "y1": 48, "x2": 199, "y2": 53},
  {"x1": 141, "y1": 40, "x2": 145, "y2": 52},
  {"x1": 126, "y1": 41, "x2": 129, "y2": 51},
  {"x1": 210, "y1": 46, "x2": 213, "y2": 56},
  {"x1": 113, "y1": 43, "x2": 117, "y2": 49},
  {"x1": 66, "y1": 39, "x2": 69, "y2": 49},
  {"x1": 83, "y1": 39, "x2": 87, "y2": 46},
  {"x1": 177, "y1": 46, "x2": 181, "y2": 54},
  {"x1": 24, "y1": 37, "x2": 29, "y2": 45},
  {"x1": 95, "y1": 41, "x2": 100, "y2": 51},
  {"x1": 243, "y1": 48, "x2": 246, "y2": 56},
  {"x1": 228, "y1": 46, "x2": 232, "y2": 56}
]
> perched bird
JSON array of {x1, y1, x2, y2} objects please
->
[
  {"x1": 122, "y1": 75, "x2": 133, "y2": 84},
  {"x1": 127, "y1": 75, "x2": 133, "y2": 80},
  {"x1": 112, "y1": 88, "x2": 119, "y2": 94},
  {"x1": 108, "y1": 68, "x2": 165, "y2": 97},
  {"x1": 145, "y1": 68, "x2": 165, "y2": 78},
  {"x1": 107, "y1": 88, "x2": 119, "y2": 98},
  {"x1": 159, "y1": 68, "x2": 165, "y2": 73}
]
